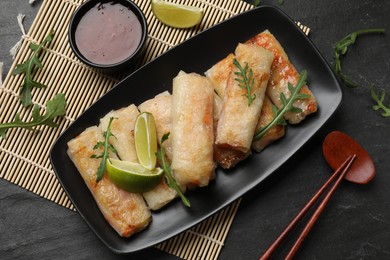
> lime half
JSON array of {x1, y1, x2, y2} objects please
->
[
  {"x1": 106, "y1": 158, "x2": 163, "y2": 193},
  {"x1": 134, "y1": 112, "x2": 157, "y2": 170},
  {"x1": 151, "y1": 0, "x2": 204, "y2": 28}
]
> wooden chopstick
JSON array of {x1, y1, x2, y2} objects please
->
[{"x1": 259, "y1": 154, "x2": 357, "y2": 260}]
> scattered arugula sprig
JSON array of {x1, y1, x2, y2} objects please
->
[
  {"x1": 252, "y1": 0, "x2": 284, "y2": 7},
  {"x1": 233, "y1": 58, "x2": 256, "y2": 106},
  {"x1": 91, "y1": 117, "x2": 118, "y2": 182},
  {"x1": 253, "y1": 70, "x2": 310, "y2": 141},
  {"x1": 156, "y1": 133, "x2": 191, "y2": 207},
  {"x1": 371, "y1": 85, "x2": 390, "y2": 117},
  {"x1": 333, "y1": 29, "x2": 385, "y2": 88},
  {"x1": 0, "y1": 93, "x2": 66, "y2": 140},
  {"x1": 12, "y1": 30, "x2": 54, "y2": 107}
]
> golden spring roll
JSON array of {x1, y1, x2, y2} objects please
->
[
  {"x1": 205, "y1": 53, "x2": 235, "y2": 98},
  {"x1": 138, "y1": 91, "x2": 173, "y2": 161},
  {"x1": 100, "y1": 100, "x2": 178, "y2": 211},
  {"x1": 215, "y1": 43, "x2": 274, "y2": 169},
  {"x1": 213, "y1": 92, "x2": 223, "y2": 136},
  {"x1": 206, "y1": 53, "x2": 285, "y2": 153},
  {"x1": 98, "y1": 104, "x2": 139, "y2": 162},
  {"x1": 247, "y1": 30, "x2": 317, "y2": 124},
  {"x1": 138, "y1": 92, "x2": 179, "y2": 210},
  {"x1": 252, "y1": 96, "x2": 286, "y2": 152},
  {"x1": 171, "y1": 71, "x2": 215, "y2": 188},
  {"x1": 67, "y1": 126, "x2": 151, "y2": 237}
]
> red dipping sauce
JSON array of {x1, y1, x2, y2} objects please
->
[{"x1": 75, "y1": 2, "x2": 142, "y2": 65}]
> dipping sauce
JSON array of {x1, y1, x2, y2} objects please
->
[{"x1": 75, "y1": 2, "x2": 142, "y2": 65}]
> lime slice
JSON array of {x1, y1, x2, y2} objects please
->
[
  {"x1": 134, "y1": 112, "x2": 158, "y2": 170},
  {"x1": 151, "y1": 0, "x2": 204, "y2": 28},
  {"x1": 106, "y1": 158, "x2": 163, "y2": 193}
]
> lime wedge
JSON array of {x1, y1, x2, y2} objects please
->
[
  {"x1": 106, "y1": 158, "x2": 163, "y2": 193},
  {"x1": 134, "y1": 112, "x2": 158, "y2": 170},
  {"x1": 151, "y1": 0, "x2": 204, "y2": 28}
]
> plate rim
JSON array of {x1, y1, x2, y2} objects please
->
[{"x1": 50, "y1": 5, "x2": 342, "y2": 254}]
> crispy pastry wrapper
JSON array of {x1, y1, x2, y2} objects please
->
[
  {"x1": 138, "y1": 91, "x2": 173, "y2": 161},
  {"x1": 206, "y1": 50, "x2": 285, "y2": 154},
  {"x1": 98, "y1": 104, "x2": 139, "y2": 162},
  {"x1": 214, "y1": 43, "x2": 274, "y2": 168},
  {"x1": 67, "y1": 126, "x2": 151, "y2": 237},
  {"x1": 138, "y1": 92, "x2": 182, "y2": 210},
  {"x1": 251, "y1": 95, "x2": 285, "y2": 152},
  {"x1": 171, "y1": 71, "x2": 216, "y2": 187},
  {"x1": 205, "y1": 53, "x2": 235, "y2": 98},
  {"x1": 247, "y1": 30, "x2": 317, "y2": 124}
]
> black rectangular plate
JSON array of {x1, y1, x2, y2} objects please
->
[{"x1": 50, "y1": 6, "x2": 342, "y2": 254}]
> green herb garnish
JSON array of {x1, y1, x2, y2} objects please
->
[
  {"x1": 253, "y1": 70, "x2": 310, "y2": 141},
  {"x1": 0, "y1": 93, "x2": 66, "y2": 140},
  {"x1": 12, "y1": 30, "x2": 54, "y2": 107},
  {"x1": 371, "y1": 85, "x2": 390, "y2": 117},
  {"x1": 252, "y1": 0, "x2": 261, "y2": 6},
  {"x1": 91, "y1": 117, "x2": 118, "y2": 182},
  {"x1": 157, "y1": 133, "x2": 191, "y2": 207},
  {"x1": 333, "y1": 29, "x2": 385, "y2": 88},
  {"x1": 233, "y1": 58, "x2": 256, "y2": 106}
]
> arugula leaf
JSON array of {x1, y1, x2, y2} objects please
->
[
  {"x1": 233, "y1": 58, "x2": 256, "y2": 106},
  {"x1": 12, "y1": 30, "x2": 54, "y2": 107},
  {"x1": 156, "y1": 133, "x2": 191, "y2": 207},
  {"x1": 252, "y1": 0, "x2": 261, "y2": 6},
  {"x1": 371, "y1": 85, "x2": 390, "y2": 117},
  {"x1": 91, "y1": 117, "x2": 118, "y2": 182},
  {"x1": 0, "y1": 93, "x2": 66, "y2": 140},
  {"x1": 253, "y1": 70, "x2": 310, "y2": 141},
  {"x1": 333, "y1": 29, "x2": 385, "y2": 88}
]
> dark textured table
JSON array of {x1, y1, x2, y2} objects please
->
[{"x1": 1, "y1": 0, "x2": 389, "y2": 259}]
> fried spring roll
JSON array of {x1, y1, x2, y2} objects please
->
[
  {"x1": 67, "y1": 126, "x2": 151, "y2": 237},
  {"x1": 247, "y1": 30, "x2": 317, "y2": 124},
  {"x1": 138, "y1": 91, "x2": 173, "y2": 161},
  {"x1": 205, "y1": 53, "x2": 235, "y2": 98},
  {"x1": 215, "y1": 43, "x2": 274, "y2": 169},
  {"x1": 98, "y1": 104, "x2": 139, "y2": 162},
  {"x1": 138, "y1": 92, "x2": 180, "y2": 210},
  {"x1": 252, "y1": 96, "x2": 285, "y2": 152},
  {"x1": 206, "y1": 52, "x2": 285, "y2": 152},
  {"x1": 213, "y1": 92, "x2": 223, "y2": 136},
  {"x1": 100, "y1": 100, "x2": 178, "y2": 211},
  {"x1": 171, "y1": 71, "x2": 215, "y2": 188}
]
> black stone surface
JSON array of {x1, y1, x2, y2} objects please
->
[{"x1": 0, "y1": 0, "x2": 389, "y2": 259}]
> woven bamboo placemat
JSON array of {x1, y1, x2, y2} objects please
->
[{"x1": 0, "y1": 0, "x2": 253, "y2": 259}]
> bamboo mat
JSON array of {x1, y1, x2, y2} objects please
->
[{"x1": 0, "y1": 0, "x2": 253, "y2": 259}]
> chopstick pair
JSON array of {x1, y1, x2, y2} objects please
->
[{"x1": 259, "y1": 154, "x2": 357, "y2": 260}]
